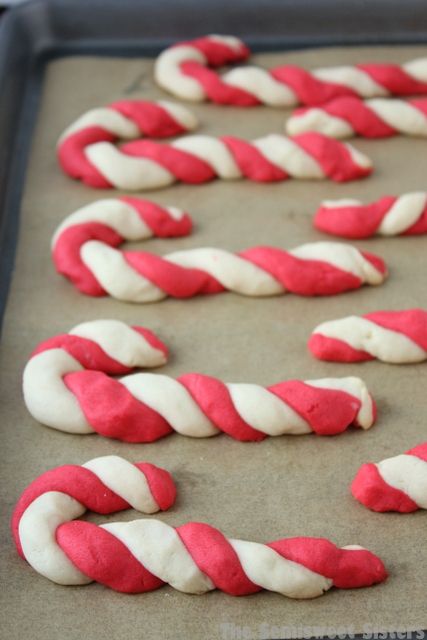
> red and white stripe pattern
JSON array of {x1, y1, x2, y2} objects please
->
[
  {"x1": 66, "y1": 131, "x2": 373, "y2": 190},
  {"x1": 309, "y1": 309, "x2": 427, "y2": 364},
  {"x1": 23, "y1": 322, "x2": 377, "y2": 440},
  {"x1": 12, "y1": 461, "x2": 387, "y2": 595},
  {"x1": 57, "y1": 100, "x2": 198, "y2": 187},
  {"x1": 314, "y1": 192, "x2": 427, "y2": 238},
  {"x1": 52, "y1": 206, "x2": 387, "y2": 301},
  {"x1": 52, "y1": 197, "x2": 192, "y2": 296},
  {"x1": 351, "y1": 443, "x2": 427, "y2": 513},
  {"x1": 23, "y1": 320, "x2": 169, "y2": 438},
  {"x1": 11, "y1": 456, "x2": 176, "y2": 586},
  {"x1": 286, "y1": 97, "x2": 427, "y2": 138},
  {"x1": 154, "y1": 35, "x2": 427, "y2": 107}
]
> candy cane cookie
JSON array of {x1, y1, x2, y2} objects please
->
[
  {"x1": 12, "y1": 460, "x2": 387, "y2": 595},
  {"x1": 309, "y1": 309, "x2": 427, "y2": 364},
  {"x1": 314, "y1": 192, "x2": 427, "y2": 238},
  {"x1": 60, "y1": 130, "x2": 373, "y2": 190},
  {"x1": 23, "y1": 323, "x2": 377, "y2": 441},
  {"x1": 52, "y1": 206, "x2": 387, "y2": 301},
  {"x1": 286, "y1": 97, "x2": 427, "y2": 138},
  {"x1": 351, "y1": 443, "x2": 427, "y2": 512},
  {"x1": 154, "y1": 35, "x2": 427, "y2": 106},
  {"x1": 57, "y1": 100, "x2": 198, "y2": 187}
]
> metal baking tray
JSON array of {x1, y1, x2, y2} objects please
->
[{"x1": 0, "y1": 1, "x2": 426, "y2": 638}]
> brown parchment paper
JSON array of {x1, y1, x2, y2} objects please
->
[{"x1": 1, "y1": 46, "x2": 427, "y2": 640}]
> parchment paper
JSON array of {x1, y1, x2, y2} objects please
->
[{"x1": 1, "y1": 46, "x2": 426, "y2": 640}]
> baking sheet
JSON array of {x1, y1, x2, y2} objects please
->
[{"x1": 1, "y1": 46, "x2": 426, "y2": 640}]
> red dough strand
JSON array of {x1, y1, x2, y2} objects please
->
[
  {"x1": 181, "y1": 61, "x2": 258, "y2": 106},
  {"x1": 242, "y1": 247, "x2": 368, "y2": 296},
  {"x1": 308, "y1": 97, "x2": 396, "y2": 137},
  {"x1": 178, "y1": 37, "x2": 259, "y2": 106},
  {"x1": 123, "y1": 251, "x2": 224, "y2": 297},
  {"x1": 222, "y1": 136, "x2": 288, "y2": 181},
  {"x1": 268, "y1": 380, "x2": 373, "y2": 435},
  {"x1": 184, "y1": 36, "x2": 251, "y2": 68},
  {"x1": 308, "y1": 334, "x2": 374, "y2": 363},
  {"x1": 64, "y1": 371, "x2": 174, "y2": 443},
  {"x1": 351, "y1": 463, "x2": 419, "y2": 513},
  {"x1": 58, "y1": 126, "x2": 114, "y2": 188},
  {"x1": 57, "y1": 521, "x2": 164, "y2": 593},
  {"x1": 110, "y1": 100, "x2": 187, "y2": 138},
  {"x1": 177, "y1": 522, "x2": 260, "y2": 595},
  {"x1": 357, "y1": 63, "x2": 427, "y2": 95},
  {"x1": 119, "y1": 197, "x2": 192, "y2": 237},
  {"x1": 314, "y1": 196, "x2": 399, "y2": 239},
  {"x1": 268, "y1": 537, "x2": 386, "y2": 589},
  {"x1": 122, "y1": 139, "x2": 216, "y2": 183},
  {"x1": 292, "y1": 131, "x2": 371, "y2": 181},
  {"x1": 271, "y1": 66, "x2": 357, "y2": 105}
]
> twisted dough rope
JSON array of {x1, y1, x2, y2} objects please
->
[
  {"x1": 309, "y1": 309, "x2": 427, "y2": 364},
  {"x1": 52, "y1": 197, "x2": 193, "y2": 296},
  {"x1": 57, "y1": 99, "x2": 198, "y2": 187},
  {"x1": 286, "y1": 97, "x2": 427, "y2": 138},
  {"x1": 23, "y1": 320, "x2": 377, "y2": 441},
  {"x1": 61, "y1": 130, "x2": 373, "y2": 190},
  {"x1": 52, "y1": 205, "x2": 387, "y2": 301},
  {"x1": 314, "y1": 192, "x2": 427, "y2": 238},
  {"x1": 12, "y1": 459, "x2": 387, "y2": 595},
  {"x1": 11, "y1": 456, "x2": 176, "y2": 586},
  {"x1": 154, "y1": 35, "x2": 427, "y2": 107},
  {"x1": 351, "y1": 443, "x2": 427, "y2": 513}
]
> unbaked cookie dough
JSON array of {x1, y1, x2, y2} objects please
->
[
  {"x1": 59, "y1": 129, "x2": 374, "y2": 190},
  {"x1": 286, "y1": 97, "x2": 427, "y2": 138},
  {"x1": 23, "y1": 321, "x2": 377, "y2": 441},
  {"x1": 309, "y1": 309, "x2": 427, "y2": 363},
  {"x1": 314, "y1": 192, "x2": 427, "y2": 238},
  {"x1": 52, "y1": 206, "x2": 387, "y2": 301},
  {"x1": 154, "y1": 35, "x2": 427, "y2": 106},
  {"x1": 13, "y1": 458, "x2": 387, "y2": 596},
  {"x1": 352, "y1": 443, "x2": 427, "y2": 512}
]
